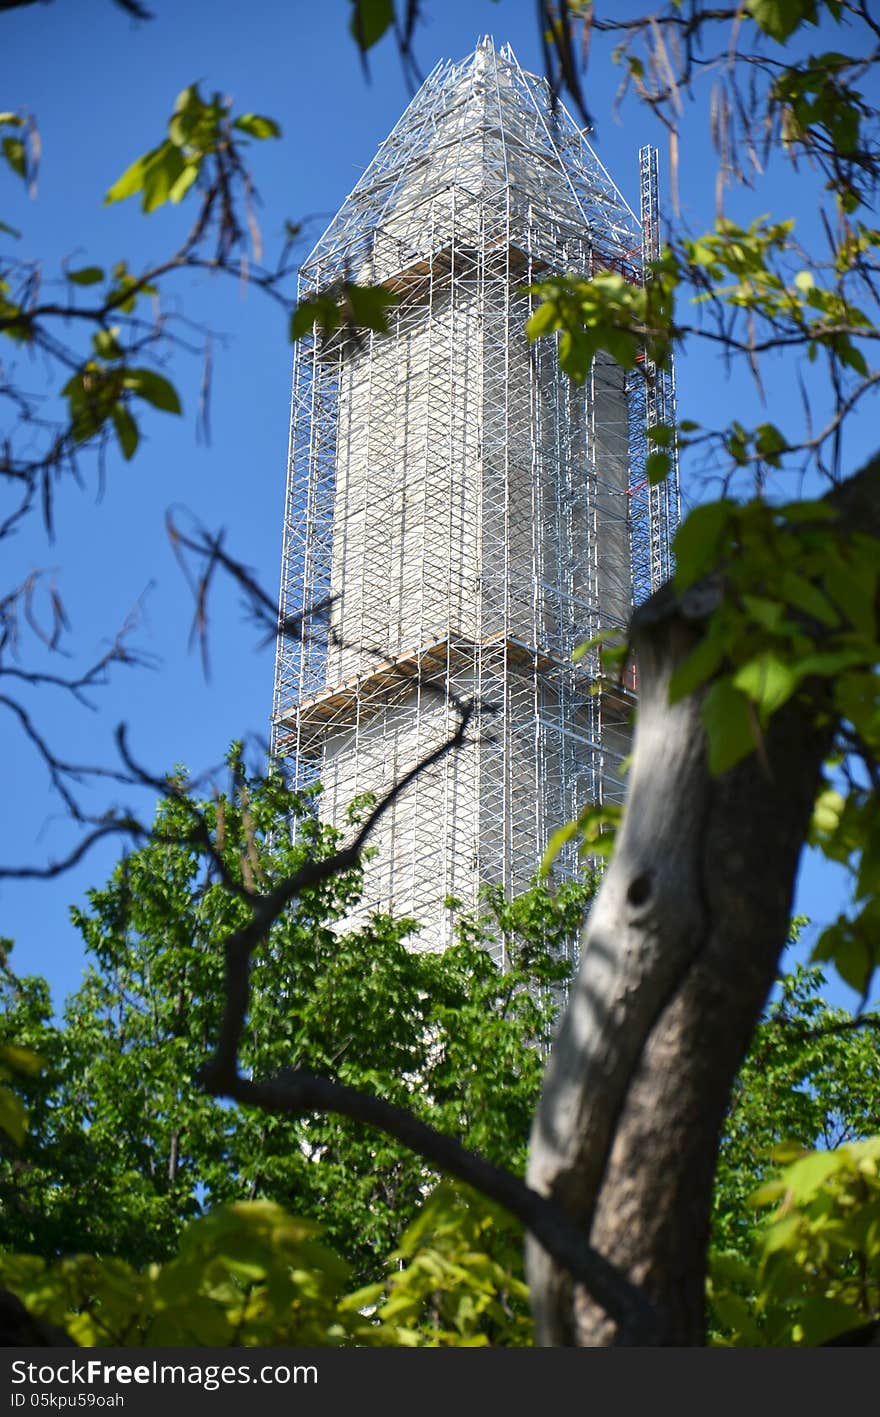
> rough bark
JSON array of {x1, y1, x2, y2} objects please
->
[
  {"x1": 573, "y1": 686, "x2": 831, "y2": 1344},
  {"x1": 526, "y1": 456, "x2": 880, "y2": 1346}
]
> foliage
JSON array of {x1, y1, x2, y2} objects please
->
[
  {"x1": 0, "y1": 71, "x2": 398, "y2": 493},
  {"x1": 709, "y1": 956, "x2": 880, "y2": 1344},
  {"x1": 0, "y1": 754, "x2": 876, "y2": 1349},
  {"x1": 710, "y1": 1137, "x2": 880, "y2": 1346},
  {"x1": 4, "y1": 929, "x2": 878, "y2": 1347},
  {"x1": 0, "y1": 945, "x2": 42, "y2": 1152},
  {"x1": 711, "y1": 959, "x2": 880, "y2": 1248},
  {"x1": 290, "y1": 280, "x2": 398, "y2": 342},
  {"x1": 0, "y1": 753, "x2": 588, "y2": 1279},
  {"x1": 4, "y1": 0, "x2": 880, "y2": 1349},
  {"x1": 0, "y1": 1183, "x2": 531, "y2": 1348},
  {"x1": 344, "y1": 1184, "x2": 532, "y2": 1347},
  {"x1": 1, "y1": 83, "x2": 281, "y2": 464},
  {"x1": 9, "y1": 1118, "x2": 877, "y2": 1350},
  {"x1": 526, "y1": 268, "x2": 674, "y2": 381},
  {"x1": 0, "y1": 748, "x2": 575, "y2": 1345},
  {"x1": 526, "y1": 3, "x2": 880, "y2": 1012},
  {"x1": 665, "y1": 496, "x2": 880, "y2": 918},
  {"x1": 0, "y1": 739, "x2": 584, "y2": 1345},
  {"x1": 0, "y1": 1202, "x2": 358, "y2": 1347},
  {"x1": 0, "y1": 57, "x2": 396, "y2": 835},
  {"x1": 104, "y1": 84, "x2": 280, "y2": 216}
]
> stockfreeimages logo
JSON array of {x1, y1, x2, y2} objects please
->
[{"x1": 10, "y1": 1360, "x2": 317, "y2": 1394}]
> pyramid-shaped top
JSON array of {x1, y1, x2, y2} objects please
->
[{"x1": 301, "y1": 37, "x2": 640, "y2": 288}]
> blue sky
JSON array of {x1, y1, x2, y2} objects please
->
[{"x1": 0, "y1": 0, "x2": 870, "y2": 1010}]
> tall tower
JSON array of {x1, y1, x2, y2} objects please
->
[{"x1": 272, "y1": 39, "x2": 678, "y2": 958}]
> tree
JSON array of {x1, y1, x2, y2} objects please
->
[
  {"x1": 1, "y1": 0, "x2": 880, "y2": 1347},
  {"x1": 708, "y1": 957, "x2": 880, "y2": 1345},
  {"x1": 514, "y1": 0, "x2": 880, "y2": 1345},
  {"x1": 2, "y1": 827, "x2": 878, "y2": 1346},
  {"x1": 712, "y1": 959, "x2": 880, "y2": 1261},
  {"x1": 0, "y1": 753, "x2": 589, "y2": 1280},
  {"x1": 2, "y1": 768, "x2": 877, "y2": 1347}
]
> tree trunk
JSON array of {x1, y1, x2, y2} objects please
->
[{"x1": 522, "y1": 456, "x2": 880, "y2": 1344}]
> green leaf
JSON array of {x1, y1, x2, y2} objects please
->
[
  {"x1": 572, "y1": 629, "x2": 628, "y2": 666},
  {"x1": 168, "y1": 163, "x2": 199, "y2": 204},
  {"x1": 749, "y1": 1177, "x2": 787, "y2": 1209},
  {"x1": 339, "y1": 1280, "x2": 386, "y2": 1313},
  {"x1": 525, "y1": 300, "x2": 560, "y2": 340},
  {"x1": 748, "y1": 3, "x2": 816, "y2": 44},
  {"x1": 0, "y1": 1044, "x2": 42, "y2": 1078},
  {"x1": 0, "y1": 1086, "x2": 26, "y2": 1146},
  {"x1": 777, "y1": 500, "x2": 837, "y2": 523},
  {"x1": 346, "y1": 283, "x2": 398, "y2": 332},
  {"x1": 793, "y1": 648, "x2": 866, "y2": 680},
  {"x1": 811, "y1": 918, "x2": 874, "y2": 995},
  {"x1": 795, "y1": 1296, "x2": 867, "y2": 1347},
  {"x1": 673, "y1": 500, "x2": 736, "y2": 592},
  {"x1": 290, "y1": 295, "x2": 338, "y2": 340},
  {"x1": 646, "y1": 450, "x2": 671, "y2": 485},
  {"x1": 601, "y1": 326, "x2": 640, "y2": 368},
  {"x1": 669, "y1": 630, "x2": 726, "y2": 702},
  {"x1": 769, "y1": 1140, "x2": 809, "y2": 1166},
  {"x1": 290, "y1": 304, "x2": 316, "y2": 340},
  {"x1": 733, "y1": 651, "x2": 798, "y2": 718},
  {"x1": 824, "y1": 551, "x2": 878, "y2": 638},
  {"x1": 1, "y1": 135, "x2": 26, "y2": 179},
  {"x1": 760, "y1": 1213, "x2": 802, "y2": 1255},
  {"x1": 291, "y1": 285, "x2": 397, "y2": 341},
  {"x1": 105, "y1": 150, "x2": 154, "y2": 205},
  {"x1": 349, "y1": 0, "x2": 394, "y2": 51},
  {"x1": 710, "y1": 1291, "x2": 764, "y2": 1346},
  {"x1": 67, "y1": 266, "x2": 105, "y2": 287},
  {"x1": 557, "y1": 327, "x2": 595, "y2": 383},
  {"x1": 710, "y1": 1250, "x2": 759, "y2": 1288},
  {"x1": 571, "y1": 631, "x2": 605, "y2": 663},
  {"x1": 754, "y1": 423, "x2": 788, "y2": 464},
  {"x1": 701, "y1": 679, "x2": 757, "y2": 774},
  {"x1": 779, "y1": 570, "x2": 839, "y2": 627},
  {"x1": 105, "y1": 140, "x2": 189, "y2": 213},
  {"x1": 741, "y1": 594, "x2": 788, "y2": 632},
  {"x1": 780, "y1": 1147, "x2": 845, "y2": 1202},
  {"x1": 233, "y1": 115, "x2": 281, "y2": 140},
  {"x1": 810, "y1": 786, "x2": 845, "y2": 838},
  {"x1": 574, "y1": 803, "x2": 622, "y2": 859},
  {"x1": 92, "y1": 328, "x2": 123, "y2": 360},
  {"x1": 832, "y1": 932, "x2": 873, "y2": 996},
  {"x1": 540, "y1": 820, "x2": 580, "y2": 876},
  {"x1": 141, "y1": 144, "x2": 186, "y2": 214},
  {"x1": 123, "y1": 368, "x2": 182, "y2": 414},
  {"x1": 112, "y1": 404, "x2": 140, "y2": 461},
  {"x1": 836, "y1": 336, "x2": 868, "y2": 377}
]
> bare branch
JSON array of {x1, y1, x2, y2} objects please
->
[
  {"x1": 0, "y1": 816, "x2": 144, "y2": 881},
  {"x1": 165, "y1": 510, "x2": 330, "y2": 670}
]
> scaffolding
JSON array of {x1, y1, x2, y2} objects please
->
[
  {"x1": 272, "y1": 38, "x2": 678, "y2": 957},
  {"x1": 627, "y1": 144, "x2": 681, "y2": 601}
]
